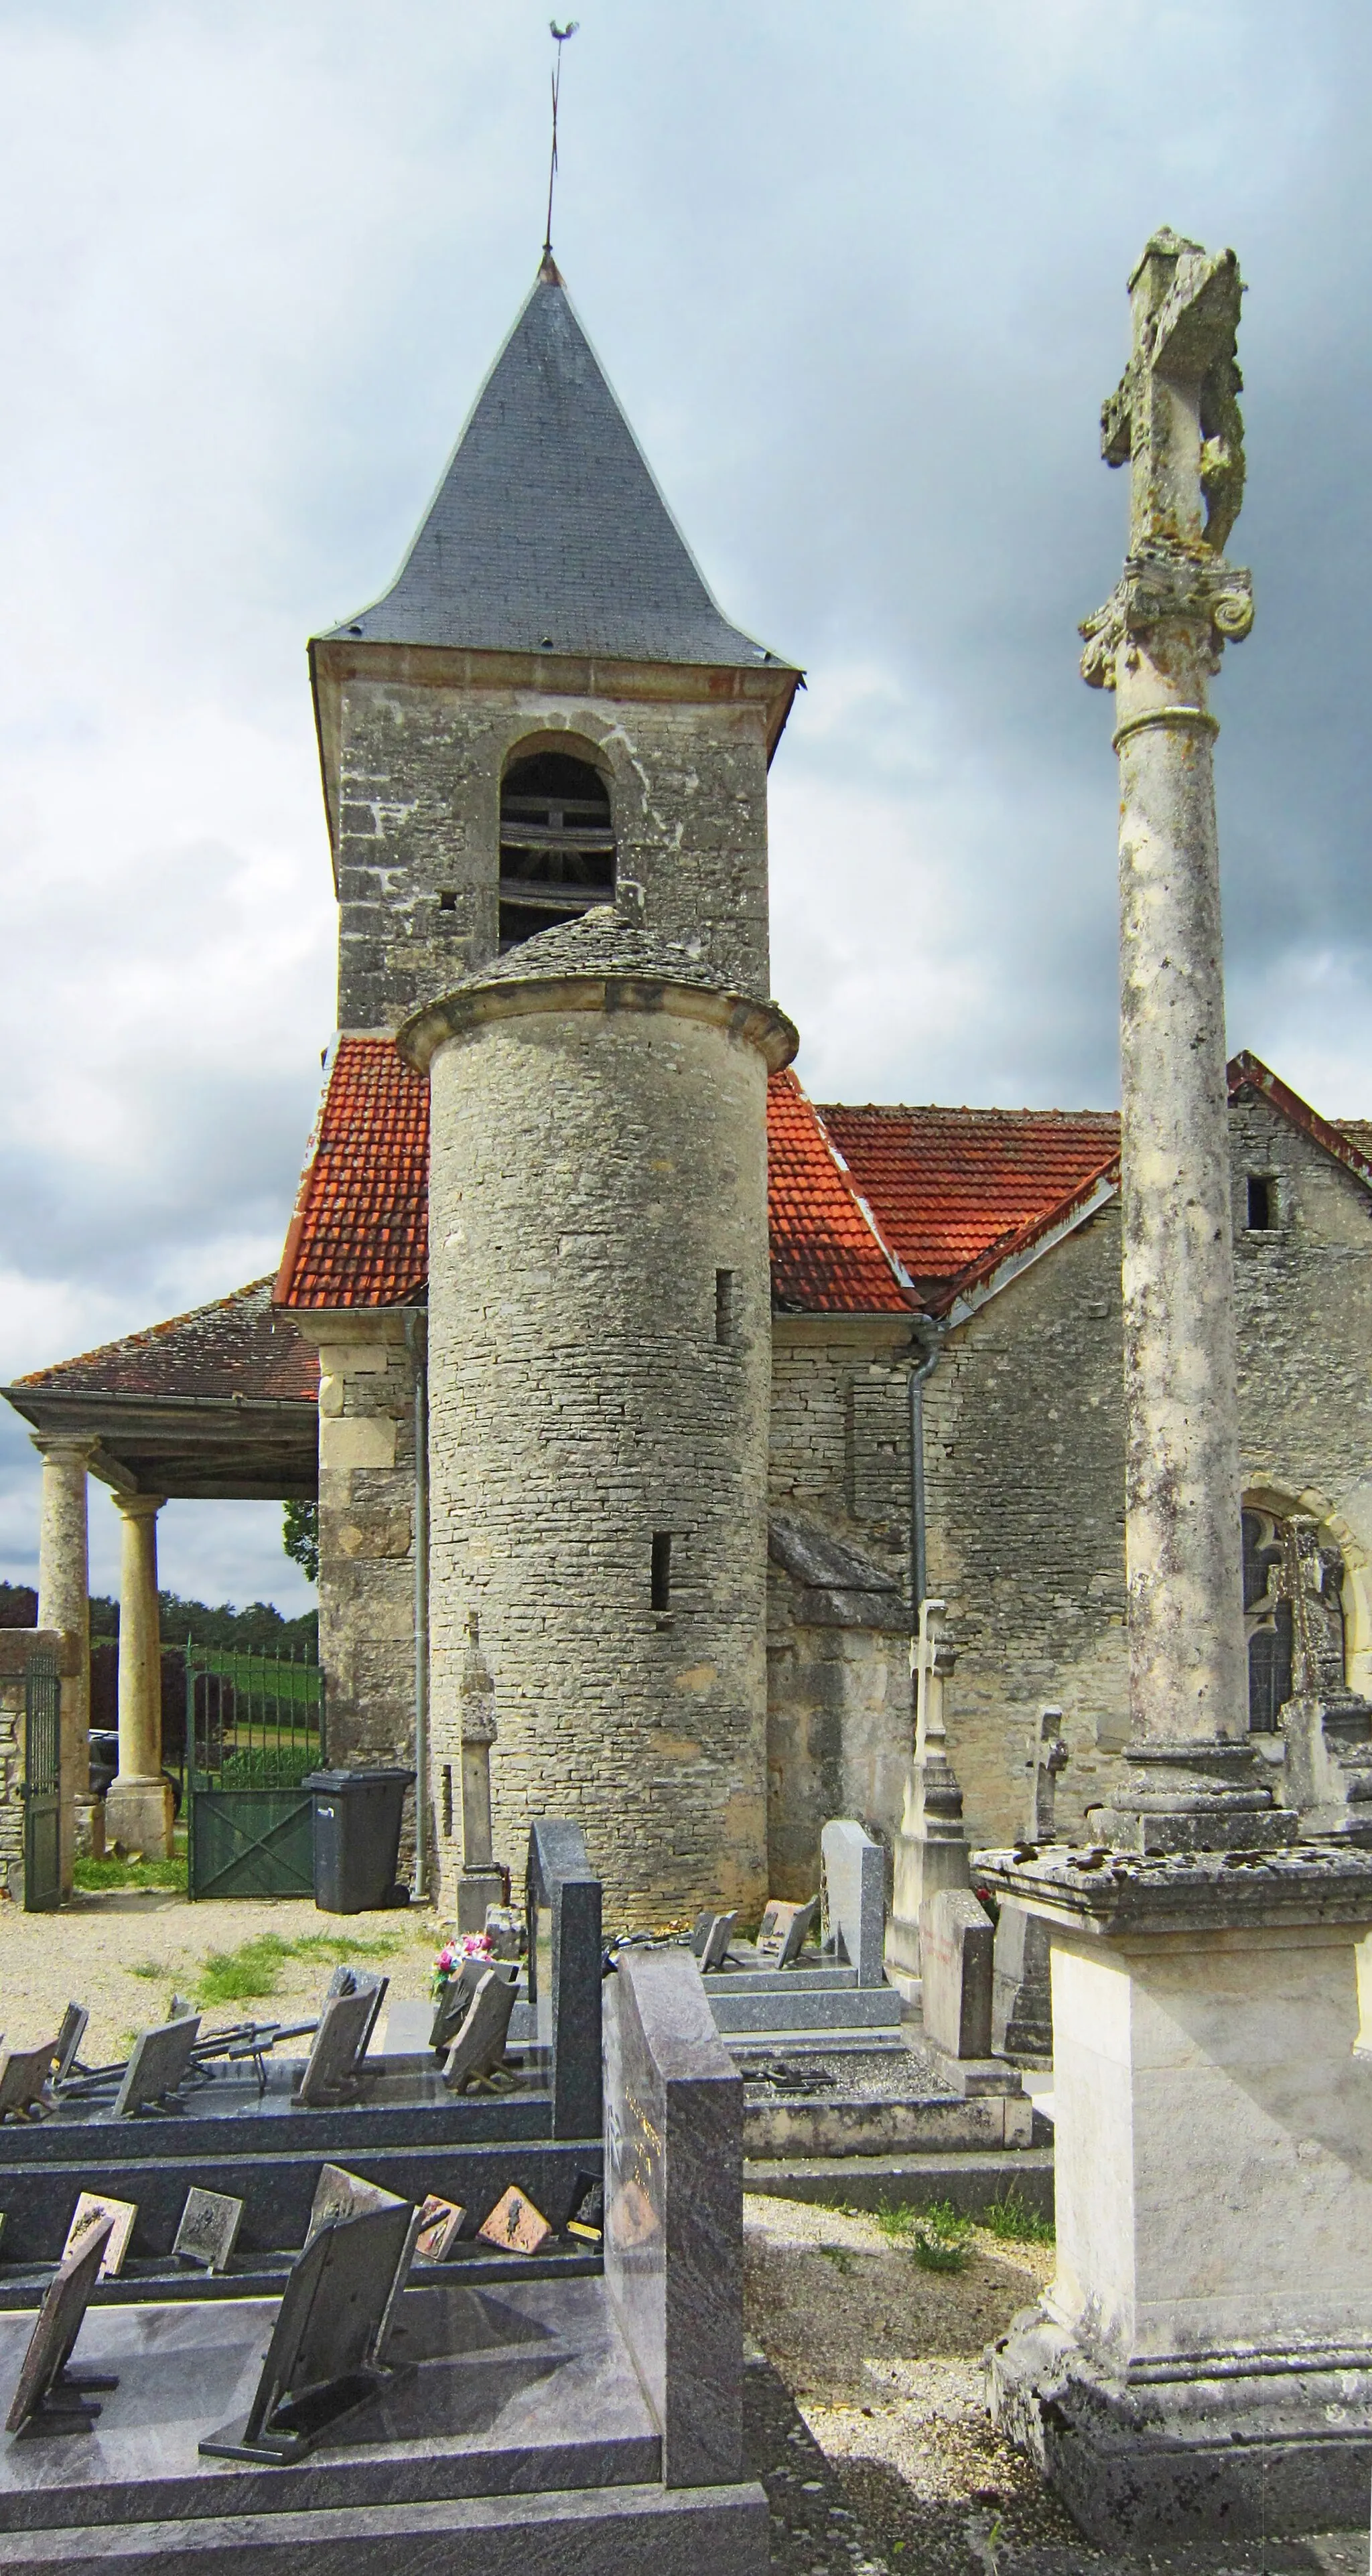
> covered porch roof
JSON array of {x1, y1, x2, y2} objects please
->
[{"x1": 2, "y1": 1280, "x2": 319, "y2": 1502}]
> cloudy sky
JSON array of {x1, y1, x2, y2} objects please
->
[{"x1": 0, "y1": 0, "x2": 1367, "y2": 1611}]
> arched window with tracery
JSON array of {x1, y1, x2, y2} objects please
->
[
  {"x1": 498, "y1": 748, "x2": 614, "y2": 951},
  {"x1": 1242, "y1": 1504, "x2": 1349, "y2": 1728}
]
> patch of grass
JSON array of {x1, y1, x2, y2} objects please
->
[
  {"x1": 875, "y1": 2196, "x2": 974, "y2": 2272},
  {"x1": 980, "y1": 2190, "x2": 1054, "y2": 2246},
  {"x1": 288, "y1": 1932, "x2": 401, "y2": 1964},
  {"x1": 816, "y1": 2242, "x2": 857, "y2": 2275},
  {"x1": 74, "y1": 1851, "x2": 187, "y2": 1893},
  {"x1": 128, "y1": 1960, "x2": 167, "y2": 1981},
  {"x1": 194, "y1": 1934, "x2": 295, "y2": 2007}
]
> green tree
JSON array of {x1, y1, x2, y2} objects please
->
[{"x1": 283, "y1": 1500, "x2": 320, "y2": 1587}]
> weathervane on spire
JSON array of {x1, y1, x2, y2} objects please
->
[{"x1": 543, "y1": 20, "x2": 578, "y2": 271}]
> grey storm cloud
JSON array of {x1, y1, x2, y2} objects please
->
[{"x1": 0, "y1": 0, "x2": 1367, "y2": 1603}]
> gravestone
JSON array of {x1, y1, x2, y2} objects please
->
[
  {"x1": 819, "y1": 1819, "x2": 886, "y2": 1985},
  {"x1": 172, "y1": 2186, "x2": 243, "y2": 2275},
  {"x1": 412, "y1": 2194, "x2": 464, "y2": 2263},
  {"x1": 889, "y1": 1599, "x2": 970, "y2": 1987},
  {"x1": 431, "y1": 1953, "x2": 517, "y2": 2054},
  {"x1": 920, "y1": 1887, "x2": 993, "y2": 2060},
  {"x1": 52, "y1": 2005, "x2": 90, "y2": 2084},
  {"x1": 110, "y1": 2015, "x2": 202, "y2": 2117},
  {"x1": 293, "y1": 1988, "x2": 376, "y2": 2107},
  {"x1": 604, "y1": 1947, "x2": 744, "y2": 2489},
  {"x1": 691, "y1": 1911, "x2": 738, "y2": 1973},
  {"x1": 477, "y1": 2184, "x2": 553, "y2": 2257},
  {"x1": 443, "y1": 1966, "x2": 518, "y2": 2092},
  {"x1": 305, "y1": 2162, "x2": 409, "y2": 2243},
  {"x1": 324, "y1": 1964, "x2": 389, "y2": 2054},
  {"x1": 527, "y1": 1818, "x2": 602, "y2": 2139},
  {"x1": 4, "y1": 2215, "x2": 118, "y2": 2433},
  {"x1": 62, "y1": 2192, "x2": 137, "y2": 2277}
]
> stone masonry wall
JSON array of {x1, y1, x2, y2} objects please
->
[
  {"x1": 427, "y1": 1001, "x2": 772, "y2": 1926},
  {"x1": 922, "y1": 1100, "x2": 1372, "y2": 1847},
  {"x1": 767, "y1": 1319, "x2": 915, "y2": 1893},
  {"x1": 310, "y1": 1317, "x2": 421, "y2": 1865},
  {"x1": 336, "y1": 679, "x2": 772, "y2": 1032}
]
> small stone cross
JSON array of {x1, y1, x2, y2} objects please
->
[
  {"x1": 912, "y1": 1598, "x2": 957, "y2": 1760},
  {"x1": 1081, "y1": 228, "x2": 1253, "y2": 689}
]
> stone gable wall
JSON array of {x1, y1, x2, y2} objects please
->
[{"x1": 334, "y1": 680, "x2": 772, "y2": 1033}]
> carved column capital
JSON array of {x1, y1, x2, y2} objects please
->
[{"x1": 1081, "y1": 549, "x2": 1254, "y2": 690}]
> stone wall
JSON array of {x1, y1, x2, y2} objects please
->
[
  {"x1": 334, "y1": 680, "x2": 772, "y2": 1032},
  {"x1": 426, "y1": 999, "x2": 773, "y2": 1926},
  {"x1": 766, "y1": 1317, "x2": 915, "y2": 1893},
  {"x1": 924, "y1": 1098, "x2": 1372, "y2": 1847},
  {"x1": 295, "y1": 1313, "x2": 421, "y2": 1857},
  {"x1": 0, "y1": 1629, "x2": 78, "y2": 1904}
]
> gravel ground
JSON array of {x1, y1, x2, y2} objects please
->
[
  {"x1": 0, "y1": 1891, "x2": 444, "y2": 2059},
  {"x1": 743, "y1": 2043, "x2": 947, "y2": 2101},
  {"x1": 743, "y1": 2194, "x2": 1363, "y2": 2575}
]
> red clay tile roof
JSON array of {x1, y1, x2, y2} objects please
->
[
  {"x1": 275, "y1": 1039, "x2": 429, "y2": 1309},
  {"x1": 767, "y1": 1070, "x2": 914, "y2": 1314},
  {"x1": 819, "y1": 1102, "x2": 1121, "y2": 1298},
  {"x1": 13, "y1": 1279, "x2": 318, "y2": 1403}
]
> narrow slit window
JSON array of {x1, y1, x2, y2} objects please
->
[
  {"x1": 441, "y1": 1765, "x2": 454, "y2": 1837},
  {"x1": 1247, "y1": 1175, "x2": 1276, "y2": 1230},
  {"x1": 437, "y1": 889, "x2": 458, "y2": 912},
  {"x1": 715, "y1": 1269, "x2": 735, "y2": 1346},
  {"x1": 650, "y1": 1532, "x2": 673, "y2": 1613}
]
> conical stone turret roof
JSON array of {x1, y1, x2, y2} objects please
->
[{"x1": 326, "y1": 262, "x2": 782, "y2": 670}]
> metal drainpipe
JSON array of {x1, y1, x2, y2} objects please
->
[
  {"x1": 908, "y1": 1334, "x2": 944, "y2": 1621},
  {"x1": 405, "y1": 1310, "x2": 430, "y2": 1902}
]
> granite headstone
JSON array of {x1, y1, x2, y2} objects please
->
[
  {"x1": 4, "y1": 2216, "x2": 117, "y2": 2433},
  {"x1": 604, "y1": 1948, "x2": 744, "y2": 2489},
  {"x1": 819, "y1": 1820, "x2": 886, "y2": 1986},
  {"x1": 110, "y1": 2015, "x2": 202, "y2": 2117},
  {"x1": 527, "y1": 1818, "x2": 602, "y2": 2139},
  {"x1": 920, "y1": 1886, "x2": 994, "y2": 2060},
  {"x1": 443, "y1": 1966, "x2": 518, "y2": 2091}
]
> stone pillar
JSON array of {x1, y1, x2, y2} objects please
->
[
  {"x1": 32, "y1": 1433, "x2": 98, "y2": 1885},
  {"x1": 454, "y1": 1611, "x2": 505, "y2": 1932},
  {"x1": 983, "y1": 232, "x2": 1372, "y2": 2547},
  {"x1": 106, "y1": 1492, "x2": 173, "y2": 1858}
]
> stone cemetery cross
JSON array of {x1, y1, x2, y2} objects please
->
[
  {"x1": 977, "y1": 234, "x2": 1372, "y2": 2549},
  {"x1": 1028, "y1": 1707, "x2": 1067, "y2": 1842},
  {"x1": 1081, "y1": 230, "x2": 1286, "y2": 1854}
]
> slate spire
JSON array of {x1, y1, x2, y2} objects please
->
[{"x1": 328, "y1": 267, "x2": 781, "y2": 669}]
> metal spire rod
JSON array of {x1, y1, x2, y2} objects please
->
[{"x1": 543, "y1": 20, "x2": 578, "y2": 261}]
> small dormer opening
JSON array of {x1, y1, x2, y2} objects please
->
[
  {"x1": 499, "y1": 749, "x2": 614, "y2": 951},
  {"x1": 1246, "y1": 1174, "x2": 1277, "y2": 1230}
]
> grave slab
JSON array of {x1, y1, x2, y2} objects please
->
[{"x1": 819, "y1": 1819, "x2": 886, "y2": 1986}]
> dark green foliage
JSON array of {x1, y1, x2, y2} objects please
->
[
  {"x1": 283, "y1": 1500, "x2": 320, "y2": 1586},
  {"x1": 87, "y1": 1591, "x2": 318, "y2": 1652}
]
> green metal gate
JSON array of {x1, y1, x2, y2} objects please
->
[
  {"x1": 186, "y1": 1644, "x2": 323, "y2": 1901},
  {"x1": 22, "y1": 1648, "x2": 62, "y2": 1912}
]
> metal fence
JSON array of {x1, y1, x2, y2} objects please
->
[{"x1": 185, "y1": 1643, "x2": 324, "y2": 1901}]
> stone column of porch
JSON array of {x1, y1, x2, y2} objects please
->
[
  {"x1": 106, "y1": 1491, "x2": 174, "y2": 1858},
  {"x1": 979, "y1": 232, "x2": 1372, "y2": 2548},
  {"x1": 32, "y1": 1433, "x2": 99, "y2": 1889}
]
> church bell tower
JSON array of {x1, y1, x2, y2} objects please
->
[{"x1": 310, "y1": 258, "x2": 801, "y2": 1923}]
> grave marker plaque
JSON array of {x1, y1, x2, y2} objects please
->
[
  {"x1": 62, "y1": 2192, "x2": 137, "y2": 2279},
  {"x1": 5, "y1": 2216, "x2": 119, "y2": 2434},
  {"x1": 200, "y1": 2202, "x2": 417, "y2": 2464},
  {"x1": 110, "y1": 2015, "x2": 201, "y2": 2118},
  {"x1": 293, "y1": 1988, "x2": 376, "y2": 2107},
  {"x1": 173, "y1": 2187, "x2": 245, "y2": 2274},
  {"x1": 443, "y1": 1968, "x2": 517, "y2": 2092},
  {"x1": 0, "y1": 2037, "x2": 58, "y2": 2122},
  {"x1": 754, "y1": 1895, "x2": 819, "y2": 1969},
  {"x1": 412, "y1": 2195, "x2": 465, "y2": 2263},
  {"x1": 477, "y1": 2186, "x2": 553, "y2": 2257}
]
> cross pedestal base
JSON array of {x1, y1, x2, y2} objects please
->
[
  {"x1": 105, "y1": 1778, "x2": 174, "y2": 1861},
  {"x1": 977, "y1": 1843, "x2": 1372, "y2": 2545}
]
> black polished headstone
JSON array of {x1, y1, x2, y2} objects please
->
[
  {"x1": 604, "y1": 1949, "x2": 743, "y2": 2489},
  {"x1": 200, "y1": 2201, "x2": 416, "y2": 2463},
  {"x1": 527, "y1": 1820, "x2": 602, "y2": 2141}
]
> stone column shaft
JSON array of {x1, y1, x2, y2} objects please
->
[
  {"x1": 107, "y1": 1492, "x2": 173, "y2": 1858},
  {"x1": 33, "y1": 1435, "x2": 98, "y2": 1888},
  {"x1": 1115, "y1": 644, "x2": 1247, "y2": 1743}
]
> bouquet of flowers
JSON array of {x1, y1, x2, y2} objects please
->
[{"x1": 431, "y1": 1930, "x2": 492, "y2": 2000}]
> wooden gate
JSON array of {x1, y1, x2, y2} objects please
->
[
  {"x1": 22, "y1": 1648, "x2": 62, "y2": 1912},
  {"x1": 186, "y1": 1646, "x2": 322, "y2": 1901}
]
